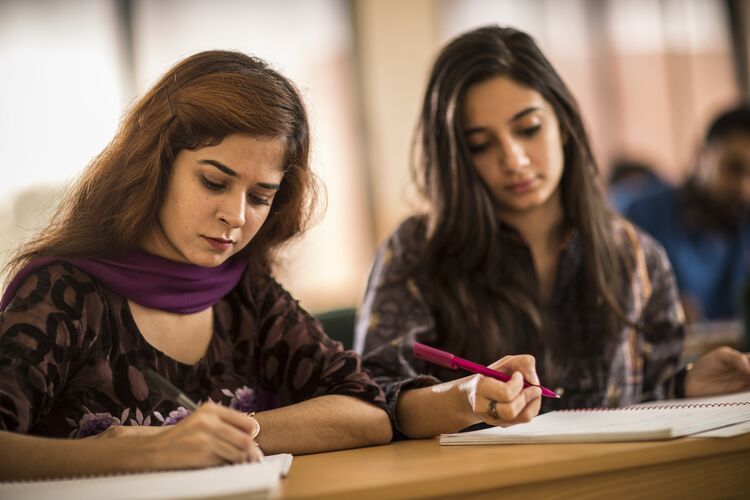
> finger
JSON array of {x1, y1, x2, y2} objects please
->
[
  {"x1": 713, "y1": 347, "x2": 750, "y2": 375},
  {"x1": 514, "y1": 387, "x2": 543, "y2": 423},
  {"x1": 494, "y1": 386, "x2": 542, "y2": 421},
  {"x1": 196, "y1": 412, "x2": 258, "y2": 456},
  {"x1": 479, "y1": 371, "x2": 525, "y2": 404},
  {"x1": 213, "y1": 420, "x2": 259, "y2": 456},
  {"x1": 204, "y1": 403, "x2": 257, "y2": 435},
  {"x1": 247, "y1": 442, "x2": 264, "y2": 463},
  {"x1": 208, "y1": 434, "x2": 251, "y2": 464},
  {"x1": 188, "y1": 405, "x2": 258, "y2": 455},
  {"x1": 725, "y1": 349, "x2": 750, "y2": 375},
  {"x1": 487, "y1": 356, "x2": 513, "y2": 370},
  {"x1": 495, "y1": 395, "x2": 543, "y2": 427},
  {"x1": 490, "y1": 355, "x2": 539, "y2": 385}
]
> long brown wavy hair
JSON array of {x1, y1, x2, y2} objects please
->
[
  {"x1": 413, "y1": 26, "x2": 625, "y2": 377},
  {"x1": 5, "y1": 50, "x2": 318, "y2": 281}
]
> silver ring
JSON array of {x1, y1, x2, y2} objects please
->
[{"x1": 487, "y1": 400, "x2": 499, "y2": 419}]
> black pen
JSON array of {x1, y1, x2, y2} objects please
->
[{"x1": 144, "y1": 369, "x2": 199, "y2": 411}]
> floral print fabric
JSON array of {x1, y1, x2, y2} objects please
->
[{"x1": 0, "y1": 262, "x2": 386, "y2": 438}]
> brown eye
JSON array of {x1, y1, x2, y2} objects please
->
[
  {"x1": 517, "y1": 124, "x2": 541, "y2": 138},
  {"x1": 467, "y1": 142, "x2": 492, "y2": 154},
  {"x1": 248, "y1": 193, "x2": 271, "y2": 206},
  {"x1": 201, "y1": 176, "x2": 225, "y2": 191}
]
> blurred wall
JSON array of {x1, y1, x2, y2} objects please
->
[{"x1": 0, "y1": 0, "x2": 744, "y2": 314}]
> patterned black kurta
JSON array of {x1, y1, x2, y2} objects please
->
[
  {"x1": 0, "y1": 262, "x2": 386, "y2": 437},
  {"x1": 356, "y1": 216, "x2": 685, "y2": 436}
]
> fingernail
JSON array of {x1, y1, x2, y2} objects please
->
[{"x1": 532, "y1": 372, "x2": 540, "y2": 384}]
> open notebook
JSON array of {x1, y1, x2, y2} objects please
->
[
  {"x1": 0, "y1": 453, "x2": 292, "y2": 500},
  {"x1": 440, "y1": 391, "x2": 750, "y2": 445}
]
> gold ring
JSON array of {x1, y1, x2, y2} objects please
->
[{"x1": 487, "y1": 400, "x2": 499, "y2": 419}]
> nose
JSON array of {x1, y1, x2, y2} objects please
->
[
  {"x1": 498, "y1": 137, "x2": 530, "y2": 173},
  {"x1": 217, "y1": 193, "x2": 246, "y2": 228}
]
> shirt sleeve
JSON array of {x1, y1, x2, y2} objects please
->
[
  {"x1": 250, "y1": 275, "x2": 387, "y2": 413},
  {"x1": 638, "y1": 233, "x2": 686, "y2": 401},
  {"x1": 354, "y1": 218, "x2": 443, "y2": 437},
  {"x1": 0, "y1": 263, "x2": 99, "y2": 433}
]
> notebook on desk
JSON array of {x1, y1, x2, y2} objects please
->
[
  {"x1": 440, "y1": 391, "x2": 750, "y2": 445},
  {"x1": 0, "y1": 453, "x2": 293, "y2": 500}
]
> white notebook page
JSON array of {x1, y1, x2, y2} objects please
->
[
  {"x1": 441, "y1": 391, "x2": 750, "y2": 445},
  {"x1": 0, "y1": 453, "x2": 292, "y2": 500}
]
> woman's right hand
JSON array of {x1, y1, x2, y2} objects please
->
[
  {"x1": 457, "y1": 355, "x2": 543, "y2": 427},
  {"x1": 142, "y1": 402, "x2": 263, "y2": 470}
]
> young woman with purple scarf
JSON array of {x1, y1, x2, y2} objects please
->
[{"x1": 0, "y1": 51, "x2": 391, "y2": 480}]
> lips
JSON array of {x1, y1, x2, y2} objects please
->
[
  {"x1": 202, "y1": 236, "x2": 234, "y2": 251},
  {"x1": 507, "y1": 177, "x2": 539, "y2": 194}
]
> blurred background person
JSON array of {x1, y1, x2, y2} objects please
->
[
  {"x1": 624, "y1": 104, "x2": 750, "y2": 322},
  {"x1": 607, "y1": 156, "x2": 670, "y2": 213}
]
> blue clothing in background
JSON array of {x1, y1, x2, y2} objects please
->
[
  {"x1": 609, "y1": 176, "x2": 670, "y2": 214},
  {"x1": 625, "y1": 187, "x2": 750, "y2": 320}
]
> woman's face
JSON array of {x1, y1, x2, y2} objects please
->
[
  {"x1": 462, "y1": 76, "x2": 565, "y2": 219},
  {"x1": 142, "y1": 133, "x2": 285, "y2": 267}
]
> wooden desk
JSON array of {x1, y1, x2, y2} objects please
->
[{"x1": 279, "y1": 434, "x2": 750, "y2": 498}]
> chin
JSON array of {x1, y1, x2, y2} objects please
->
[{"x1": 184, "y1": 252, "x2": 231, "y2": 268}]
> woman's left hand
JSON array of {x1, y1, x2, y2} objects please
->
[{"x1": 684, "y1": 346, "x2": 750, "y2": 397}]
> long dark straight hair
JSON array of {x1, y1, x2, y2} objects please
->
[{"x1": 413, "y1": 26, "x2": 624, "y2": 376}]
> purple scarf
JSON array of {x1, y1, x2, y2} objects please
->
[{"x1": 0, "y1": 252, "x2": 248, "y2": 314}]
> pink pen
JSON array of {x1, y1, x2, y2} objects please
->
[{"x1": 413, "y1": 342, "x2": 560, "y2": 398}]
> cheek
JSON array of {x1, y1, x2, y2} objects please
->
[
  {"x1": 472, "y1": 154, "x2": 501, "y2": 184},
  {"x1": 244, "y1": 209, "x2": 272, "y2": 236},
  {"x1": 543, "y1": 135, "x2": 565, "y2": 181},
  {"x1": 163, "y1": 195, "x2": 208, "y2": 236}
]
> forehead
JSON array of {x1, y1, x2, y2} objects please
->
[
  {"x1": 191, "y1": 134, "x2": 286, "y2": 177},
  {"x1": 462, "y1": 76, "x2": 552, "y2": 124}
]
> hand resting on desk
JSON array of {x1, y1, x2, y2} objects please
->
[{"x1": 685, "y1": 346, "x2": 750, "y2": 397}]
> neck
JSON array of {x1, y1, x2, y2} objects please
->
[{"x1": 500, "y1": 190, "x2": 566, "y2": 251}]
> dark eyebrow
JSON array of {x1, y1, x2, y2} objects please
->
[
  {"x1": 199, "y1": 159, "x2": 281, "y2": 190},
  {"x1": 464, "y1": 106, "x2": 541, "y2": 135},
  {"x1": 200, "y1": 159, "x2": 237, "y2": 177}
]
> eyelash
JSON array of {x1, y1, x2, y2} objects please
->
[
  {"x1": 518, "y1": 124, "x2": 541, "y2": 138},
  {"x1": 466, "y1": 125, "x2": 542, "y2": 155},
  {"x1": 467, "y1": 143, "x2": 491, "y2": 154},
  {"x1": 200, "y1": 176, "x2": 271, "y2": 206}
]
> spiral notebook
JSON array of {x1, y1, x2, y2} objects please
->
[
  {"x1": 0, "y1": 453, "x2": 292, "y2": 500},
  {"x1": 440, "y1": 391, "x2": 750, "y2": 445}
]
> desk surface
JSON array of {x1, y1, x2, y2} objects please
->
[{"x1": 279, "y1": 433, "x2": 750, "y2": 499}]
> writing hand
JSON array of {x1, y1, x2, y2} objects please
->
[
  {"x1": 459, "y1": 354, "x2": 542, "y2": 427},
  {"x1": 142, "y1": 402, "x2": 263, "y2": 469}
]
